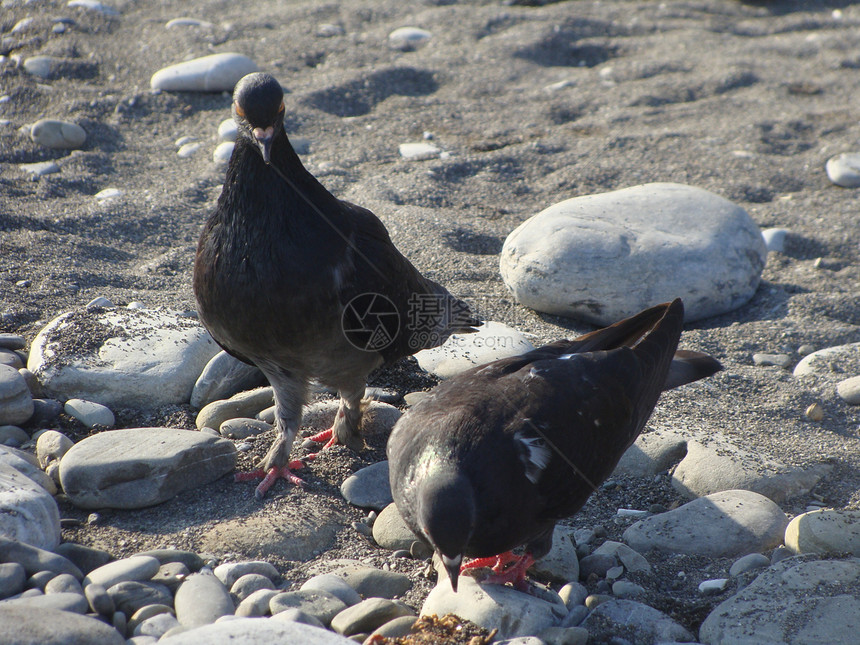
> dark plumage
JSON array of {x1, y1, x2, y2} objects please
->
[
  {"x1": 194, "y1": 72, "x2": 479, "y2": 497},
  {"x1": 387, "y1": 299, "x2": 721, "y2": 591}
]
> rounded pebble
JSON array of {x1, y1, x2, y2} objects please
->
[
  {"x1": 64, "y1": 398, "x2": 115, "y2": 428},
  {"x1": 213, "y1": 141, "x2": 235, "y2": 164},
  {"x1": 30, "y1": 119, "x2": 87, "y2": 149},
  {"x1": 836, "y1": 376, "x2": 860, "y2": 404},
  {"x1": 388, "y1": 27, "x2": 432, "y2": 51},
  {"x1": 150, "y1": 53, "x2": 258, "y2": 92},
  {"x1": 825, "y1": 152, "x2": 860, "y2": 187}
]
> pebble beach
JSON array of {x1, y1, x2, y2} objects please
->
[{"x1": 2, "y1": 1, "x2": 860, "y2": 643}]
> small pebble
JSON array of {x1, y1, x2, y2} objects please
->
[
  {"x1": 166, "y1": 18, "x2": 213, "y2": 29},
  {"x1": 217, "y1": 118, "x2": 238, "y2": 141},
  {"x1": 86, "y1": 296, "x2": 114, "y2": 308},
  {"x1": 825, "y1": 152, "x2": 860, "y2": 187},
  {"x1": 317, "y1": 23, "x2": 345, "y2": 37},
  {"x1": 836, "y1": 376, "x2": 860, "y2": 405},
  {"x1": 213, "y1": 141, "x2": 235, "y2": 164},
  {"x1": 150, "y1": 53, "x2": 258, "y2": 92},
  {"x1": 698, "y1": 578, "x2": 729, "y2": 595},
  {"x1": 805, "y1": 403, "x2": 824, "y2": 422},
  {"x1": 761, "y1": 227, "x2": 789, "y2": 253},
  {"x1": 729, "y1": 553, "x2": 770, "y2": 577},
  {"x1": 30, "y1": 119, "x2": 87, "y2": 149},
  {"x1": 64, "y1": 398, "x2": 115, "y2": 428},
  {"x1": 20, "y1": 161, "x2": 60, "y2": 177},
  {"x1": 398, "y1": 142, "x2": 440, "y2": 160},
  {"x1": 95, "y1": 187, "x2": 123, "y2": 201},
  {"x1": 177, "y1": 142, "x2": 201, "y2": 158},
  {"x1": 752, "y1": 353, "x2": 792, "y2": 369},
  {"x1": 388, "y1": 27, "x2": 432, "y2": 51},
  {"x1": 23, "y1": 56, "x2": 57, "y2": 79}
]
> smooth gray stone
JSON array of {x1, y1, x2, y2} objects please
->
[
  {"x1": 0, "y1": 349, "x2": 24, "y2": 369},
  {"x1": 29, "y1": 398, "x2": 63, "y2": 426},
  {"x1": 269, "y1": 607, "x2": 325, "y2": 628},
  {"x1": 0, "y1": 463, "x2": 60, "y2": 550},
  {"x1": 613, "y1": 429, "x2": 687, "y2": 478},
  {"x1": 700, "y1": 556, "x2": 860, "y2": 644},
  {"x1": 825, "y1": 152, "x2": 860, "y2": 187},
  {"x1": 0, "y1": 424, "x2": 28, "y2": 447},
  {"x1": 133, "y1": 611, "x2": 180, "y2": 639},
  {"x1": 299, "y1": 574, "x2": 361, "y2": 607},
  {"x1": 329, "y1": 597, "x2": 413, "y2": 636},
  {"x1": 500, "y1": 182, "x2": 766, "y2": 324},
  {"x1": 235, "y1": 588, "x2": 279, "y2": 617},
  {"x1": 729, "y1": 553, "x2": 771, "y2": 577},
  {"x1": 83, "y1": 555, "x2": 161, "y2": 589},
  {"x1": 321, "y1": 562, "x2": 412, "y2": 599},
  {"x1": 366, "y1": 615, "x2": 417, "y2": 641},
  {"x1": 558, "y1": 581, "x2": 588, "y2": 608},
  {"x1": 84, "y1": 582, "x2": 114, "y2": 616},
  {"x1": 22, "y1": 56, "x2": 57, "y2": 78},
  {"x1": 0, "y1": 446, "x2": 57, "y2": 494},
  {"x1": 151, "y1": 562, "x2": 190, "y2": 592},
  {"x1": 421, "y1": 575, "x2": 566, "y2": 640},
  {"x1": 107, "y1": 580, "x2": 173, "y2": 616},
  {"x1": 44, "y1": 573, "x2": 83, "y2": 595},
  {"x1": 219, "y1": 417, "x2": 272, "y2": 439},
  {"x1": 196, "y1": 387, "x2": 274, "y2": 431},
  {"x1": 579, "y1": 553, "x2": 617, "y2": 579},
  {"x1": 622, "y1": 489, "x2": 788, "y2": 557},
  {"x1": 761, "y1": 227, "x2": 789, "y2": 253},
  {"x1": 785, "y1": 509, "x2": 860, "y2": 556},
  {"x1": 590, "y1": 541, "x2": 651, "y2": 575},
  {"x1": 530, "y1": 527, "x2": 579, "y2": 584},
  {"x1": 0, "y1": 364, "x2": 33, "y2": 426},
  {"x1": 158, "y1": 617, "x2": 355, "y2": 643},
  {"x1": 35, "y1": 430, "x2": 74, "y2": 468},
  {"x1": 0, "y1": 605, "x2": 125, "y2": 644},
  {"x1": 63, "y1": 398, "x2": 114, "y2": 428},
  {"x1": 59, "y1": 428, "x2": 236, "y2": 509},
  {"x1": 0, "y1": 562, "x2": 26, "y2": 599},
  {"x1": 134, "y1": 549, "x2": 204, "y2": 572},
  {"x1": 341, "y1": 461, "x2": 393, "y2": 511},
  {"x1": 54, "y1": 543, "x2": 113, "y2": 576},
  {"x1": 0, "y1": 335, "x2": 26, "y2": 350},
  {"x1": 19, "y1": 160, "x2": 60, "y2": 176},
  {"x1": 27, "y1": 570, "x2": 55, "y2": 590},
  {"x1": 270, "y1": 589, "x2": 347, "y2": 626},
  {"x1": 213, "y1": 560, "x2": 278, "y2": 588},
  {"x1": 671, "y1": 437, "x2": 832, "y2": 503},
  {"x1": 27, "y1": 308, "x2": 220, "y2": 408},
  {"x1": 150, "y1": 53, "x2": 258, "y2": 92},
  {"x1": 581, "y1": 599, "x2": 694, "y2": 643},
  {"x1": 174, "y1": 569, "x2": 235, "y2": 627},
  {"x1": 539, "y1": 626, "x2": 589, "y2": 645},
  {"x1": 230, "y1": 573, "x2": 274, "y2": 601},
  {"x1": 372, "y1": 502, "x2": 418, "y2": 551},
  {"x1": 0, "y1": 537, "x2": 81, "y2": 578},
  {"x1": 190, "y1": 351, "x2": 264, "y2": 409},
  {"x1": 1, "y1": 591, "x2": 89, "y2": 613},
  {"x1": 29, "y1": 119, "x2": 86, "y2": 149},
  {"x1": 561, "y1": 604, "x2": 590, "y2": 628}
]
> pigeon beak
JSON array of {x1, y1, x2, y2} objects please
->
[
  {"x1": 441, "y1": 554, "x2": 462, "y2": 593},
  {"x1": 252, "y1": 126, "x2": 275, "y2": 163}
]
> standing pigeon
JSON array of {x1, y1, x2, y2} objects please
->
[
  {"x1": 387, "y1": 299, "x2": 721, "y2": 591},
  {"x1": 194, "y1": 72, "x2": 479, "y2": 498}
]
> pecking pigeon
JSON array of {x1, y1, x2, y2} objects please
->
[
  {"x1": 194, "y1": 72, "x2": 479, "y2": 498},
  {"x1": 387, "y1": 299, "x2": 722, "y2": 591}
]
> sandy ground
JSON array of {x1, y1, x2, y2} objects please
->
[{"x1": 2, "y1": 0, "x2": 860, "y2": 634}]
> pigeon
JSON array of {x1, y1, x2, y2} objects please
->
[
  {"x1": 194, "y1": 72, "x2": 479, "y2": 498},
  {"x1": 387, "y1": 299, "x2": 721, "y2": 591}
]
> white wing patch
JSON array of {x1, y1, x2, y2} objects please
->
[{"x1": 515, "y1": 430, "x2": 552, "y2": 484}]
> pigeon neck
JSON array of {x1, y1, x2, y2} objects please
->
[{"x1": 418, "y1": 469, "x2": 476, "y2": 560}]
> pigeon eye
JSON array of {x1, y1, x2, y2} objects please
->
[
  {"x1": 234, "y1": 103, "x2": 246, "y2": 118},
  {"x1": 278, "y1": 101, "x2": 285, "y2": 113}
]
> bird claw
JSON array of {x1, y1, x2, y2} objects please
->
[
  {"x1": 462, "y1": 552, "x2": 535, "y2": 590},
  {"x1": 306, "y1": 427, "x2": 336, "y2": 447},
  {"x1": 234, "y1": 461, "x2": 307, "y2": 498}
]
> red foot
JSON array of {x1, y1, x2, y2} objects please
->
[
  {"x1": 234, "y1": 459, "x2": 307, "y2": 498},
  {"x1": 306, "y1": 426, "x2": 338, "y2": 450},
  {"x1": 462, "y1": 551, "x2": 535, "y2": 591}
]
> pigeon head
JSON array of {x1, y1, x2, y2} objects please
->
[
  {"x1": 416, "y1": 469, "x2": 476, "y2": 592},
  {"x1": 232, "y1": 72, "x2": 286, "y2": 163}
]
